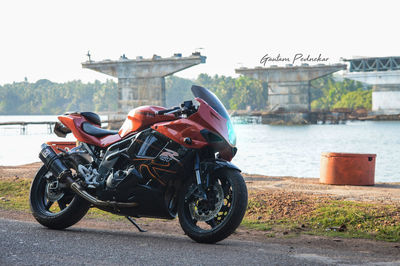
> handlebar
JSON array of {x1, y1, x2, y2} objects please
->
[
  {"x1": 155, "y1": 101, "x2": 197, "y2": 116},
  {"x1": 155, "y1": 107, "x2": 180, "y2": 115}
]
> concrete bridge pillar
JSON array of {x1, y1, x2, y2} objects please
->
[
  {"x1": 82, "y1": 53, "x2": 206, "y2": 112},
  {"x1": 118, "y1": 77, "x2": 165, "y2": 110}
]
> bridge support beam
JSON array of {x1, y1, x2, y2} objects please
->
[{"x1": 82, "y1": 53, "x2": 206, "y2": 112}]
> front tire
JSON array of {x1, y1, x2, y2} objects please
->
[
  {"x1": 178, "y1": 168, "x2": 248, "y2": 243},
  {"x1": 30, "y1": 165, "x2": 90, "y2": 229}
]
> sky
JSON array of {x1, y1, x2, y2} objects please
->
[{"x1": 0, "y1": 0, "x2": 399, "y2": 84}]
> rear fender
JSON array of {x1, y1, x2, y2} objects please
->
[{"x1": 46, "y1": 141, "x2": 77, "y2": 154}]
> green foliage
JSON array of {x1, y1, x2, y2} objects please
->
[
  {"x1": 167, "y1": 74, "x2": 267, "y2": 111},
  {"x1": 168, "y1": 74, "x2": 369, "y2": 112},
  {"x1": 165, "y1": 76, "x2": 195, "y2": 107},
  {"x1": 0, "y1": 79, "x2": 118, "y2": 115},
  {"x1": 0, "y1": 74, "x2": 371, "y2": 114},
  {"x1": 230, "y1": 76, "x2": 267, "y2": 110},
  {"x1": 196, "y1": 74, "x2": 237, "y2": 109},
  {"x1": 333, "y1": 89, "x2": 372, "y2": 110},
  {"x1": 310, "y1": 76, "x2": 372, "y2": 111},
  {"x1": 0, "y1": 75, "x2": 268, "y2": 114}
]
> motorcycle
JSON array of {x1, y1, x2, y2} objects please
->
[{"x1": 30, "y1": 85, "x2": 248, "y2": 243}]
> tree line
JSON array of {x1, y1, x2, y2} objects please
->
[
  {"x1": 0, "y1": 79, "x2": 117, "y2": 115},
  {"x1": 310, "y1": 76, "x2": 372, "y2": 111},
  {"x1": 167, "y1": 74, "x2": 371, "y2": 111},
  {"x1": 0, "y1": 74, "x2": 371, "y2": 115},
  {"x1": 166, "y1": 74, "x2": 268, "y2": 110}
]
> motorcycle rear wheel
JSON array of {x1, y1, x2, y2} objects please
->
[
  {"x1": 30, "y1": 165, "x2": 90, "y2": 229},
  {"x1": 178, "y1": 168, "x2": 248, "y2": 243}
]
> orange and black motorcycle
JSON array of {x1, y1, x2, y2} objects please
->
[{"x1": 30, "y1": 85, "x2": 248, "y2": 243}]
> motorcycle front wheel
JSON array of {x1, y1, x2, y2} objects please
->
[
  {"x1": 178, "y1": 168, "x2": 248, "y2": 243},
  {"x1": 30, "y1": 165, "x2": 90, "y2": 229}
]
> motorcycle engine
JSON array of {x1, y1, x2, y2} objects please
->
[
  {"x1": 106, "y1": 167, "x2": 141, "y2": 189},
  {"x1": 103, "y1": 166, "x2": 143, "y2": 201}
]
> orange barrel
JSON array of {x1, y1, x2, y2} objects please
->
[
  {"x1": 320, "y1": 152, "x2": 376, "y2": 185},
  {"x1": 46, "y1": 141, "x2": 77, "y2": 154}
]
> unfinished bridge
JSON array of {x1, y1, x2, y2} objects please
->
[
  {"x1": 235, "y1": 63, "x2": 347, "y2": 123},
  {"x1": 82, "y1": 53, "x2": 206, "y2": 112}
]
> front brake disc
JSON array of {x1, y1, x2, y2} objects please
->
[{"x1": 188, "y1": 182, "x2": 224, "y2": 222}]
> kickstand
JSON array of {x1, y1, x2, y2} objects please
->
[{"x1": 126, "y1": 216, "x2": 147, "y2": 232}]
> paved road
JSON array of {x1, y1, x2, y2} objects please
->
[{"x1": 0, "y1": 218, "x2": 399, "y2": 265}]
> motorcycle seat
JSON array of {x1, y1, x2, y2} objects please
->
[
  {"x1": 80, "y1": 112, "x2": 102, "y2": 126},
  {"x1": 64, "y1": 111, "x2": 102, "y2": 126},
  {"x1": 82, "y1": 122, "x2": 119, "y2": 137}
]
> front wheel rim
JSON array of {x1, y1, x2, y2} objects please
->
[{"x1": 183, "y1": 176, "x2": 234, "y2": 232}]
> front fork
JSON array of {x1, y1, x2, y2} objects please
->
[{"x1": 194, "y1": 152, "x2": 208, "y2": 200}]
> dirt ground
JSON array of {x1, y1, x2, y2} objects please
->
[
  {"x1": 245, "y1": 174, "x2": 400, "y2": 204},
  {"x1": 3, "y1": 162, "x2": 399, "y2": 204},
  {"x1": 0, "y1": 163, "x2": 43, "y2": 181},
  {"x1": 1, "y1": 162, "x2": 400, "y2": 255}
]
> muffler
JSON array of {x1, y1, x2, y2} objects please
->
[
  {"x1": 39, "y1": 143, "x2": 71, "y2": 180},
  {"x1": 39, "y1": 143, "x2": 138, "y2": 208}
]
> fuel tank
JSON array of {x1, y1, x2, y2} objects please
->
[{"x1": 119, "y1": 106, "x2": 176, "y2": 138}]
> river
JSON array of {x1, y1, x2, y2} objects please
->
[{"x1": 0, "y1": 115, "x2": 399, "y2": 182}]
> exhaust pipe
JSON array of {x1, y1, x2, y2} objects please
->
[
  {"x1": 39, "y1": 143, "x2": 138, "y2": 208},
  {"x1": 69, "y1": 180, "x2": 138, "y2": 208}
]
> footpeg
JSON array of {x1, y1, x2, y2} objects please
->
[{"x1": 126, "y1": 216, "x2": 147, "y2": 232}]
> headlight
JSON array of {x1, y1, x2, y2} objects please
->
[{"x1": 227, "y1": 120, "x2": 236, "y2": 146}]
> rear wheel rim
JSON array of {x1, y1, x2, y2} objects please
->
[{"x1": 34, "y1": 170, "x2": 74, "y2": 216}]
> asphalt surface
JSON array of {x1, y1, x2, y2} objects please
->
[{"x1": 0, "y1": 218, "x2": 399, "y2": 266}]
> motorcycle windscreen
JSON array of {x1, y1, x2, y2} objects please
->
[
  {"x1": 191, "y1": 85, "x2": 230, "y2": 119},
  {"x1": 191, "y1": 85, "x2": 236, "y2": 146}
]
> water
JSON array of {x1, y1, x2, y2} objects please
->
[
  {"x1": 232, "y1": 121, "x2": 400, "y2": 182},
  {"x1": 0, "y1": 116, "x2": 399, "y2": 182},
  {"x1": 0, "y1": 115, "x2": 102, "y2": 167}
]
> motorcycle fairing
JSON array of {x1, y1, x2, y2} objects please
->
[
  {"x1": 151, "y1": 98, "x2": 235, "y2": 161},
  {"x1": 127, "y1": 130, "x2": 193, "y2": 186}
]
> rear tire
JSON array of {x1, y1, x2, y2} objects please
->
[
  {"x1": 178, "y1": 168, "x2": 248, "y2": 243},
  {"x1": 30, "y1": 165, "x2": 90, "y2": 230}
]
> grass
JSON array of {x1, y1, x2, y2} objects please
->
[
  {"x1": 0, "y1": 179, "x2": 31, "y2": 211},
  {"x1": 0, "y1": 178, "x2": 125, "y2": 221},
  {"x1": 244, "y1": 195, "x2": 400, "y2": 242},
  {"x1": 1, "y1": 178, "x2": 399, "y2": 242},
  {"x1": 307, "y1": 201, "x2": 400, "y2": 242}
]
